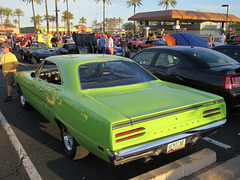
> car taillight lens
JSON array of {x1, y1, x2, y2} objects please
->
[
  {"x1": 203, "y1": 108, "x2": 221, "y2": 118},
  {"x1": 223, "y1": 74, "x2": 240, "y2": 89},
  {"x1": 115, "y1": 127, "x2": 144, "y2": 142}
]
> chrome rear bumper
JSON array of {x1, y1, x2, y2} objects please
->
[{"x1": 108, "y1": 119, "x2": 226, "y2": 165}]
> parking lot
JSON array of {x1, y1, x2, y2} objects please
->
[{"x1": 0, "y1": 50, "x2": 240, "y2": 180}]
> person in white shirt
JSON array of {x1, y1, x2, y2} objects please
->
[
  {"x1": 221, "y1": 33, "x2": 226, "y2": 45},
  {"x1": 107, "y1": 34, "x2": 114, "y2": 55}
]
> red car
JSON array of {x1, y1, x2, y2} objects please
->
[
  {"x1": 114, "y1": 37, "x2": 137, "y2": 50},
  {"x1": 134, "y1": 39, "x2": 167, "y2": 51}
]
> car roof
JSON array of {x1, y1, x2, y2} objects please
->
[
  {"x1": 212, "y1": 44, "x2": 240, "y2": 49},
  {"x1": 45, "y1": 54, "x2": 131, "y2": 66},
  {"x1": 141, "y1": 45, "x2": 208, "y2": 51}
]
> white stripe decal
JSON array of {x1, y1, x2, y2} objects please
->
[
  {"x1": 203, "y1": 137, "x2": 231, "y2": 150},
  {"x1": 0, "y1": 112, "x2": 42, "y2": 180}
]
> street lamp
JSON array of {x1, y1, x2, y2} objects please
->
[{"x1": 222, "y1": 4, "x2": 229, "y2": 32}]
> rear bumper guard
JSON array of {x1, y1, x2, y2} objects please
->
[{"x1": 108, "y1": 119, "x2": 226, "y2": 165}]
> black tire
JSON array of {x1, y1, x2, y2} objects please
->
[
  {"x1": 18, "y1": 88, "x2": 31, "y2": 109},
  {"x1": 137, "y1": 46, "x2": 142, "y2": 51},
  {"x1": 61, "y1": 123, "x2": 89, "y2": 160}
]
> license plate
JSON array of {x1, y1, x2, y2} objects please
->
[{"x1": 167, "y1": 139, "x2": 186, "y2": 154}]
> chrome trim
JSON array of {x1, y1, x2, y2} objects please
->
[
  {"x1": 109, "y1": 118, "x2": 226, "y2": 165},
  {"x1": 112, "y1": 99, "x2": 225, "y2": 130}
]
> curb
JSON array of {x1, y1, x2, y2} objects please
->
[
  {"x1": 190, "y1": 155, "x2": 240, "y2": 180},
  {"x1": 129, "y1": 148, "x2": 216, "y2": 180}
]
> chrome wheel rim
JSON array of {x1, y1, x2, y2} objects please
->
[{"x1": 63, "y1": 126, "x2": 73, "y2": 151}]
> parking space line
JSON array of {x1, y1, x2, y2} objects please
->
[
  {"x1": 203, "y1": 137, "x2": 231, "y2": 150},
  {"x1": 0, "y1": 112, "x2": 42, "y2": 180}
]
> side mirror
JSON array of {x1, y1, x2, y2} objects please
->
[{"x1": 31, "y1": 72, "x2": 36, "y2": 78}]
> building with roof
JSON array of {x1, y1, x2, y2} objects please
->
[
  {"x1": 0, "y1": 24, "x2": 19, "y2": 34},
  {"x1": 128, "y1": 10, "x2": 240, "y2": 38}
]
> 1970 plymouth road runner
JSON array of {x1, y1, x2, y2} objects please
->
[{"x1": 14, "y1": 54, "x2": 226, "y2": 165}]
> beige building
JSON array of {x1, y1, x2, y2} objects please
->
[{"x1": 0, "y1": 24, "x2": 19, "y2": 34}]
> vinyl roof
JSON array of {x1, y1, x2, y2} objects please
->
[{"x1": 128, "y1": 10, "x2": 240, "y2": 22}]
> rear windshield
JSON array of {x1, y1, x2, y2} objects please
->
[
  {"x1": 183, "y1": 48, "x2": 239, "y2": 67},
  {"x1": 79, "y1": 60, "x2": 157, "y2": 90}
]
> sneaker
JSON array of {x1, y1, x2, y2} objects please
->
[{"x1": 4, "y1": 96, "x2": 12, "y2": 102}]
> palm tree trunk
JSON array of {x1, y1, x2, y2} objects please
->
[
  {"x1": 134, "y1": 5, "x2": 136, "y2": 36},
  {"x1": 31, "y1": 0, "x2": 37, "y2": 34},
  {"x1": 103, "y1": 0, "x2": 105, "y2": 33},
  {"x1": 45, "y1": 0, "x2": 49, "y2": 34},
  {"x1": 66, "y1": 0, "x2": 70, "y2": 34},
  {"x1": 18, "y1": 15, "x2": 20, "y2": 29},
  {"x1": 55, "y1": 0, "x2": 59, "y2": 34}
]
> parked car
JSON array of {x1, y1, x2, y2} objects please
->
[
  {"x1": 36, "y1": 34, "x2": 53, "y2": 48},
  {"x1": 14, "y1": 54, "x2": 226, "y2": 165},
  {"x1": 58, "y1": 43, "x2": 78, "y2": 54},
  {"x1": 114, "y1": 37, "x2": 137, "y2": 50},
  {"x1": 131, "y1": 46, "x2": 240, "y2": 109},
  {"x1": 30, "y1": 44, "x2": 60, "y2": 63},
  {"x1": 134, "y1": 39, "x2": 167, "y2": 51},
  {"x1": 212, "y1": 44, "x2": 240, "y2": 62}
]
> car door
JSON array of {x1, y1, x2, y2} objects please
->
[
  {"x1": 32, "y1": 60, "x2": 62, "y2": 120},
  {"x1": 147, "y1": 50, "x2": 187, "y2": 84}
]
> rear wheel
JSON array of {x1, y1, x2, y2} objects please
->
[{"x1": 61, "y1": 123, "x2": 89, "y2": 160}]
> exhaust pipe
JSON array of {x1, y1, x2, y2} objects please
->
[{"x1": 142, "y1": 156, "x2": 153, "y2": 164}]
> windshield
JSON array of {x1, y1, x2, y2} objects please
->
[
  {"x1": 183, "y1": 48, "x2": 239, "y2": 67},
  {"x1": 79, "y1": 60, "x2": 157, "y2": 90}
]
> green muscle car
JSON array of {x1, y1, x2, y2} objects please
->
[{"x1": 14, "y1": 54, "x2": 227, "y2": 165}]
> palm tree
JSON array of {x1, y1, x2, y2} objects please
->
[
  {"x1": 21, "y1": 0, "x2": 42, "y2": 34},
  {"x1": 44, "y1": 0, "x2": 50, "y2": 34},
  {"x1": 0, "y1": 7, "x2": 4, "y2": 24},
  {"x1": 13, "y1": 19, "x2": 18, "y2": 27},
  {"x1": 14, "y1": 8, "x2": 24, "y2": 29},
  {"x1": 31, "y1": 14, "x2": 42, "y2": 31},
  {"x1": 95, "y1": 0, "x2": 112, "y2": 33},
  {"x1": 55, "y1": 0, "x2": 59, "y2": 34},
  {"x1": 63, "y1": 0, "x2": 75, "y2": 34},
  {"x1": 3, "y1": 8, "x2": 13, "y2": 21},
  {"x1": 61, "y1": 10, "x2": 73, "y2": 33},
  {"x1": 126, "y1": 0, "x2": 143, "y2": 36},
  {"x1": 79, "y1": 16, "x2": 87, "y2": 32},
  {"x1": 49, "y1": 15, "x2": 56, "y2": 33},
  {"x1": 117, "y1": 17, "x2": 123, "y2": 31},
  {"x1": 158, "y1": 0, "x2": 177, "y2": 10},
  {"x1": 4, "y1": 18, "x2": 11, "y2": 25}
]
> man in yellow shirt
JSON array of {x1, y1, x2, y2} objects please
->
[{"x1": 0, "y1": 43, "x2": 19, "y2": 102}]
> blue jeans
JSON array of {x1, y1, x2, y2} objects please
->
[{"x1": 122, "y1": 47, "x2": 129, "y2": 57}]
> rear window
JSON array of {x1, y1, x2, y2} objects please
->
[
  {"x1": 79, "y1": 60, "x2": 157, "y2": 90},
  {"x1": 183, "y1": 48, "x2": 239, "y2": 67}
]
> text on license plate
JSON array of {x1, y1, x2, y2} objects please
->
[{"x1": 167, "y1": 139, "x2": 186, "y2": 154}]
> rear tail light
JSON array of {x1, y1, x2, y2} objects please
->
[
  {"x1": 223, "y1": 74, "x2": 240, "y2": 89},
  {"x1": 115, "y1": 127, "x2": 145, "y2": 142},
  {"x1": 203, "y1": 108, "x2": 221, "y2": 118}
]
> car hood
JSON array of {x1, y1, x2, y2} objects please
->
[
  {"x1": 172, "y1": 33, "x2": 210, "y2": 48},
  {"x1": 86, "y1": 81, "x2": 219, "y2": 119}
]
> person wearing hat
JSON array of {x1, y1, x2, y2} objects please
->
[{"x1": 0, "y1": 43, "x2": 19, "y2": 102}]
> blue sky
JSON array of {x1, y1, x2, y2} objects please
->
[{"x1": 1, "y1": 0, "x2": 240, "y2": 28}]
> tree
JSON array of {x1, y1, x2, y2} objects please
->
[
  {"x1": 21, "y1": 0, "x2": 42, "y2": 34},
  {"x1": 31, "y1": 14, "x2": 42, "y2": 31},
  {"x1": 44, "y1": 0, "x2": 50, "y2": 34},
  {"x1": 0, "y1": 7, "x2": 4, "y2": 24},
  {"x1": 63, "y1": 0, "x2": 75, "y2": 34},
  {"x1": 13, "y1": 19, "x2": 18, "y2": 27},
  {"x1": 123, "y1": 22, "x2": 134, "y2": 30},
  {"x1": 55, "y1": 0, "x2": 59, "y2": 34},
  {"x1": 95, "y1": 0, "x2": 112, "y2": 33},
  {"x1": 3, "y1": 8, "x2": 13, "y2": 21},
  {"x1": 158, "y1": 0, "x2": 177, "y2": 10},
  {"x1": 14, "y1": 8, "x2": 24, "y2": 29},
  {"x1": 79, "y1": 16, "x2": 87, "y2": 32},
  {"x1": 126, "y1": 0, "x2": 143, "y2": 36},
  {"x1": 4, "y1": 18, "x2": 11, "y2": 25},
  {"x1": 49, "y1": 15, "x2": 56, "y2": 32},
  {"x1": 117, "y1": 17, "x2": 123, "y2": 30},
  {"x1": 61, "y1": 10, "x2": 73, "y2": 33}
]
